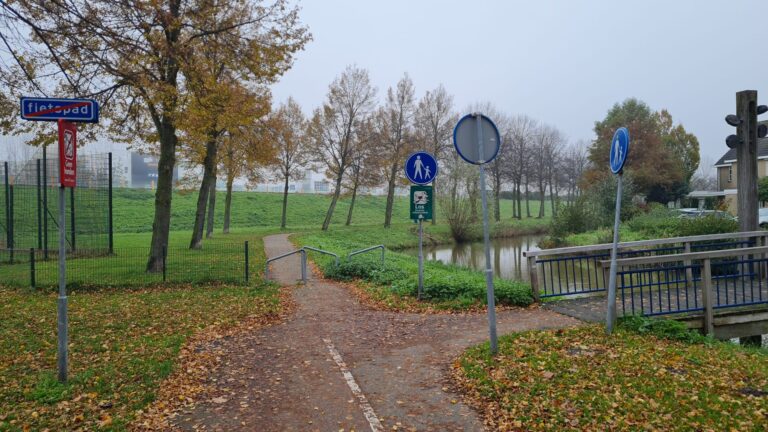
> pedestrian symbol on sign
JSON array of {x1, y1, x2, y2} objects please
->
[{"x1": 404, "y1": 152, "x2": 438, "y2": 185}]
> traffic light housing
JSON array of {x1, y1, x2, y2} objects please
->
[{"x1": 724, "y1": 104, "x2": 768, "y2": 146}]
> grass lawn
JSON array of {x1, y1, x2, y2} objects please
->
[
  {"x1": 111, "y1": 188, "x2": 551, "y2": 233},
  {"x1": 0, "y1": 281, "x2": 283, "y2": 432},
  {"x1": 454, "y1": 323, "x2": 768, "y2": 431},
  {"x1": 0, "y1": 234, "x2": 285, "y2": 431}
]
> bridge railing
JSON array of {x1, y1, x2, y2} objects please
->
[
  {"x1": 601, "y1": 246, "x2": 768, "y2": 334},
  {"x1": 523, "y1": 231, "x2": 767, "y2": 301}
]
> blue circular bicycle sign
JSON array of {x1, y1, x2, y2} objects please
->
[
  {"x1": 404, "y1": 151, "x2": 437, "y2": 185},
  {"x1": 610, "y1": 127, "x2": 630, "y2": 174}
]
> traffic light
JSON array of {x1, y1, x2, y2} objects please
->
[{"x1": 724, "y1": 104, "x2": 768, "y2": 148}]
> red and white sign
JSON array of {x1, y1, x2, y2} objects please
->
[{"x1": 57, "y1": 119, "x2": 77, "y2": 188}]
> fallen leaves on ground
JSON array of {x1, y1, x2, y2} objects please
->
[
  {"x1": 452, "y1": 325, "x2": 768, "y2": 431},
  {"x1": 0, "y1": 282, "x2": 290, "y2": 432}
]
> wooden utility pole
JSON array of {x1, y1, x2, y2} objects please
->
[{"x1": 736, "y1": 90, "x2": 758, "y2": 232}]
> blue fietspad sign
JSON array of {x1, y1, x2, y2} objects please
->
[{"x1": 20, "y1": 97, "x2": 99, "y2": 123}]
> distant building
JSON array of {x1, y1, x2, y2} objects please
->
[{"x1": 712, "y1": 124, "x2": 768, "y2": 214}]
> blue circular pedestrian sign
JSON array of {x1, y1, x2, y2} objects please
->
[
  {"x1": 404, "y1": 151, "x2": 438, "y2": 185},
  {"x1": 609, "y1": 127, "x2": 630, "y2": 174}
]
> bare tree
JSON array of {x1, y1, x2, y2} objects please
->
[
  {"x1": 532, "y1": 124, "x2": 564, "y2": 218},
  {"x1": 507, "y1": 115, "x2": 537, "y2": 219},
  {"x1": 374, "y1": 74, "x2": 416, "y2": 228},
  {"x1": 414, "y1": 85, "x2": 457, "y2": 224},
  {"x1": 561, "y1": 139, "x2": 590, "y2": 203},
  {"x1": 268, "y1": 97, "x2": 308, "y2": 229},
  {"x1": 307, "y1": 66, "x2": 377, "y2": 231},
  {"x1": 690, "y1": 155, "x2": 718, "y2": 191},
  {"x1": 344, "y1": 120, "x2": 381, "y2": 225}
]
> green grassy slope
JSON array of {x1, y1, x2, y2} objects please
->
[{"x1": 113, "y1": 188, "x2": 551, "y2": 233}]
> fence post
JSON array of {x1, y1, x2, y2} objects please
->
[
  {"x1": 683, "y1": 242, "x2": 694, "y2": 287},
  {"x1": 162, "y1": 245, "x2": 167, "y2": 282},
  {"x1": 30, "y1": 248, "x2": 36, "y2": 289},
  {"x1": 3, "y1": 162, "x2": 9, "y2": 253},
  {"x1": 301, "y1": 249, "x2": 307, "y2": 283},
  {"x1": 701, "y1": 258, "x2": 714, "y2": 336},
  {"x1": 527, "y1": 256, "x2": 540, "y2": 302},
  {"x1": 108, "y1": 152, "x2": 113, "y2": 254},
  {"x1": 69, "y1": 188, "x2": 75, "y2": 252},
  {"x1": 244, "y1": 241, "x2": 249, "y2": 284},
  {"x1": 36, "y1": 159, "x2": 42, "y2": 250},
  {"x1": 42, "y1": 146, "x2": 49, "y2": 260},
  {"x1": 763, "y1": 234, "x2": 768, "y2": 282},
  {"x1": 8, "y1": 184, "x2": 14, "y2": 263}
]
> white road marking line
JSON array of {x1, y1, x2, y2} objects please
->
[{"x1": 322, "y1": 338, "x2": 383, "y2": 432}]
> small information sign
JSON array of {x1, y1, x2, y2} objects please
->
[{"x1": 410, "y1": 185, "x2": 433, "y2": 221}]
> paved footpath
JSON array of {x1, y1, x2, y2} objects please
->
[{"x1": 175, "y1": 234, "x2": 581, "y2": 431}]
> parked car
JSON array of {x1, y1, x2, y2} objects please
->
[
  {"x1": 759, "y1": 208, "x2": 768, "y2": 227},
  {"x1": 675, "y1": 209, "x2": 736, "y2": 220}
]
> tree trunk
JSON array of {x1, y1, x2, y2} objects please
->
[
  {"x1": 189, "y1": 136, "x2": 218, "y2": 249},
  {"x1": 469, "y1": 180, "x2": 478, "y2": 222},
  {"x1": 147, "y1": 118, "x2": 177, "y2": 272},
  {"x1": 280, "y1": 174, "x2": 290, "y2": 229},
  {"x1": 384, "y1": 162, "x2": 398, "y2": 228},
  {"x1": 550, "y1": 181, "x2": 557, "y2": 218},
  {"x1": 493, "y1": 176, "x2": 501, "y2": 222},
  {"x1": 516, "y1": 181, "x2": 522, "y2": 219},
  {"x1": 205, "y1": 169, "x2": 217, "y2": 238},
  {"x1": 538, "y1": 181, "x2": 545, "y2": 218},
  {"x1": 525, "y1": 182, "x2": 531, "y2": 217},
  {"x1": 322, "y1": 174, "x2": 343, "y2": 231},
  {"x1": 346, "y1": 181, "x2": 358, "y2": 226},
  {"x1": 431, "y1": 179, "x2": 437, "y2": 225},
  {"x1": 223, "y1": 173, "x2": 234, "y2": 233},
  {"x1": 450, "y1": 177, "x2": 458, "y2": 212}
]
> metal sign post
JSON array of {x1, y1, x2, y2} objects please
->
[
  {"x1": 405, "y1": 153, "x2": 437, "y2": 300},
  {"x1": 418, "y1": 215, "x2": 424, "y2": 300},
  {"x1": 410, "y1": 185, "x2": 433, "y2": 299},
  {"x1": 19, "y1": 97, "x2": 93, "y2": 383},
  {"x1": 606, "y1": 127, "x2": 630, "y2": 335},
  {"x1": 453, "y1": 113, "x2": 501, "y2": 354},
  {"x1": 56, "y1": 120, "x2": 77, "y2": 382}
]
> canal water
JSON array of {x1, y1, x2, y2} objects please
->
[{"x1": 403, "y1": 235, "x2": 544, "y2": 281}]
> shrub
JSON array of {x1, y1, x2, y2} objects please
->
[
  {"x1": 442, "y1": 197, "x2": 478, "y2": 242},
  {"x1": 626, "y1": 205, "x2": 680, "y2": 237},
  {"x1": 321, "y1": 255, "x2": 533, "y2": 307},
  {"x1": 677, "y1": 215, "x2": 738, "y2": 236},
  {"x1": 618, "y1": 316, "x2": 709, "y2": 344},
  {"x1": 323, "y1": 259, "x2": 407, "y2": 285}
]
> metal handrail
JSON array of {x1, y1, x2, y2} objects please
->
[
  {"x1": 523, "y1": 230, "x2": 766, "y2": 258},
  {"x1": 265, "y1": 249, "x2": 307, "y2": 283},
  {"x1": 302, "y1": 246, "x2": 340, "y2": 266},
  {"x1": 600, "y1": 245, "x2": 768, "y2": 268},
  {"x1": 347, "y1": 244, "x2": 385, "y2": 264}
]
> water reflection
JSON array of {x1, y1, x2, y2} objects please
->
[{"x1": 405, "y1": 235, "x2": 544, "y2": 281}]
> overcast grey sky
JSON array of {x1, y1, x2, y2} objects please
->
[{"x1": 272, "y1": 0, "x2": 768, "y2": 164}]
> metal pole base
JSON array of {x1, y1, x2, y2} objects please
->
[{"x1": 57, "y1": 296, "x2": 68, "y2": 382}]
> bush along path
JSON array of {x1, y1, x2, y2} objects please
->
[{"x1": 169, "y1": 234, "x2": 580, "y2": 431}]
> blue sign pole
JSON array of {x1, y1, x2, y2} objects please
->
[{"x1": 607, "y1": 127, "x2": 630, "y2": 335}]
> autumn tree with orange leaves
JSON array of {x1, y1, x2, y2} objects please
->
[{"x1": 0, "y1": 0, "x2": 310, "y2": 270}]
